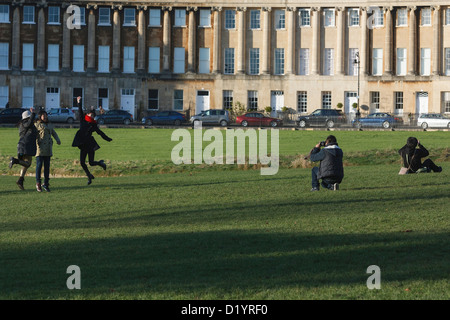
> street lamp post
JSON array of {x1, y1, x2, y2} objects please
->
[{"x1": 354, "y1": 52, "x2": 361, "y2": 120}]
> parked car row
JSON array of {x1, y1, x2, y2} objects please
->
[{"x1": 1, "y1": 107, "x2": 449, "y2": 129}]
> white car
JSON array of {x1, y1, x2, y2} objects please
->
[{"x1": 417, "y1": 113, "x2": 450, "y2": 129}]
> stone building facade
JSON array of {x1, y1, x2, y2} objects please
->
[{"x1": 1, "y1": 0, "x2": 450, "y2": 120}]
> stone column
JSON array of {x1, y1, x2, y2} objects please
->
[
  {"x1": 87, "y1": 5, "x2": 96, "y2": 72},
  {"x1": 236, "y1": 7, "x2": 246, "y2": 74},
  {"x1": 384, "y1": 7, "x2": 393, "y2": 75},
  {"x1": 62, "y1": 4, "x2": 71, "y2": 72},
  {"x1": 187, "y1": 7, "x2": 197, "y2": 73},
  {"x1": 261, "y1": 7, "x2": 271, "y2": 74},
  {"x1": 212, "y1": 7, "x2": 221, "y2": 73},
  {"x1": 336, "y1": 7, "x2": 344, "y2": 75},
  {"x1": 11, "y1": 4, "x2": 20, "y2": 71},
  {"x1": 311, "y1": 7, "x2": 320, "y2": 75},
  {"x1": 408, "y1": 6, "x2": 417, "y2": 75},
  {"x1": 36, "y1": 3, "x2": 47, "y2": 71},
  {"x1": 432, "y1": 6, "x2": 440, "y2": 75},
  {"x1": 162, "y1": 6, "x2": 172, "y2": 72},
  {"x1": 360, "y1": 7, "x2": 368, "y2": 75},
  {"x1": 112, "y1": 5, "x2": 122, "y2": 73},
  {"x1": 137, "y1": 6, "x2": 147, "y2": 74},
  {"x1": 286, "y1": 7, "x2": 296, "y2": 75}
]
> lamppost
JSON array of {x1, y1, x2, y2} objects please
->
[{"x1": 354, "y1": 52, "x2": 361, "y2": 120}]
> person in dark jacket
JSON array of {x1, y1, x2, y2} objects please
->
[
  {"x1": 72, "y1": 96, "x2": 112, "y2": 185},
  {"x1": 398, "y1": 137, "x2": 442, "y2": 173},
  {"x1": 309, "y1": 135, "x2": 344, "y2": 191},
  {"x1": 9, "y1": 108, "x2": 38, "y2": 190}
]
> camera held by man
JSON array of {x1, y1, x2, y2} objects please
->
[{"x1": 309, "y1": 135, "x2": 344, "y2": 191}]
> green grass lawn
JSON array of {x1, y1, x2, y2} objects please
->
[{"x1": 0, "y1": 128, "x2": 449, "y2": 300}]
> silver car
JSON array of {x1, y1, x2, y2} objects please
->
[
  {"x1": 190, "y1": 109, "x2": 229, "y2": 127},
  {"x1": 47, "y1": 108, "x2": 76, "y2": 124}
]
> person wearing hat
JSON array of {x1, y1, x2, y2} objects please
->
[
  {"x1": 72, "y1": 96, "x2": 112, "y2": 185},
  {"x1": 35, "y1": 109, "x2": 61, "y2": 192},
  {"x1": 8, "y1": 108, "x2": 38, "y2": 190}
]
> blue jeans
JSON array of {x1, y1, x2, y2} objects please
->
[
  {"x1": 311, "y1": 167, "x2": 336, "y2": 190},
  {"x1": 36, "y1": 156, "x2": 51, "y2": 185}
]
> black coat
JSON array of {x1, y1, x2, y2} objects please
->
[
  {"x1": 17, "y1": 112, "x2": 37, "y2": 156},
  {"x1": 310, "y1": 144, "x2": 344, "y2": 183},
  {"x1": 72, "y1": 102, "x2": 111, "y2": 150},
  {"x1": 398, "y1": 144, "x2": 429, "y2": 173}
]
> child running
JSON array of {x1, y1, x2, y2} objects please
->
[{"x1": 72, "y1": 96, "x2": 112, "y2": 185}]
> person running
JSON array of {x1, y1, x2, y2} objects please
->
[
  {"x1": 35, "y1": 110, "x2": 61, "y2": 192},
  {"x1": 72, "y1": 96, "x2": 112, "y2": 185},
  {"x1": 9, "y1": 108, "x2": 38, "y2": 190}
]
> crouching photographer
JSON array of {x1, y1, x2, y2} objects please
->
[{"x1": 309, "y1": 135, "x2": 344, "y2": 191}]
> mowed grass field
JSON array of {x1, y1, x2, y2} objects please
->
[{"x1": 0, "y1": 127, "x2": 449, "y2": 300}]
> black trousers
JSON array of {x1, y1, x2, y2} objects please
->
[
  {"x1": 422, "y1": 159, "x2": 440, "y2": 172},
  {"x1": 80, "y1": 148, "x2": 101, "y2": 177}
]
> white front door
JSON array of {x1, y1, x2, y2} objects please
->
[
  {"x1": 270, "y1": 91, "x2": 284, "y2": 117},
  {"x1": 196, "y1": 90, "x2": 210, "y2": 115},
  {"x1": 46, "y1": 87, "x2": 60, "y2": 109},
  {"x1": 416, "y1": 92, "x2": 429, "y2": 115},
  {"x1": 344, "y1": 92, "x2": 358, "y2": 119},
  {"x1": 121, "y1": 88, "x2": 135, "y2": 118}
]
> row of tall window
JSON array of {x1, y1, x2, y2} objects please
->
[
  {"x1": 2, "y1": 5, "x2": 450, "y2": 29},
  {"x1": 1, "y1": 42, "x2": 450, "y2": 76}
]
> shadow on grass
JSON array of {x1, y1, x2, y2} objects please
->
[{"x1": 1, "y1": 229, "x2": 448, "y2": 299}]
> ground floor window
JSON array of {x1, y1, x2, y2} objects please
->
[
  {"x1": 148, "y1": 89, "x2": 158, "y2": 110},
  {"x1": 223, "y1": 90, "x2": 233, "y2": 110},
  {"x1": 443, "y1": 92, "x2": 450, "y2": 113},
  {"x1": 370, "y1": 91, "x2": 380, "y2": 111},
  {"x1": 173, "y1": 90, "x2": 183, "y2": 111},
  {"x1": 322, "y1": 91, "x2": 331, "y2": 109},
  {"x1": 248, "y1": 91, "x2": 258, "y2": 111},
  {"x1": 297, "y1": 91, "x2": 307, "y2": 113},
  {"x1": 394, "y1": 92, "x2": 403, "y2": 113}
]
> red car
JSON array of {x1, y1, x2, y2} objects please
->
[{"x1": 236, "y1": 112, "x2": 282, "y2": 127}]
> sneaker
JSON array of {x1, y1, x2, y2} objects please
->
[
  {"x1": 16, "y1": 177, "x2": 24, "y2": 190},
  {"x1": 87, "y1": 174, "x2": 95, "y2": 185},
  {"x1": 310, "y1": 187, "x2": 319, "y2": 192},
  {"x1": 99, "y1": 160, "x2": 107, "y2": 171},
  {"x1": 9, "y1": 157, "x2": 16, "y2": 169},
  {"x1": 36, "y1": 183, "x2": 42, "y2": 192},
  {"x1": 436, "y1": 166, "x2": 442, "y2": 173},
  {"x1": 42, "y1": 184, "x2": 51, "y2": 192},
  {"x1": 332, "y1": 183, "x2": 339, "y2": 191}
]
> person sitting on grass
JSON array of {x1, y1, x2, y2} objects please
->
[
  {"x1": 310, "y1": 135, "x2": 344, "y2": 191},
  {"x1": 398, "y1": 137, "x2": 442, "y2": 173}
]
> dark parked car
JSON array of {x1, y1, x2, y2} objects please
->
[
  {"x1": 352, "y1": 112, "x2": 403, "y2": 129},
  {"x1": 236, "y1": 112, "x2": 282, "y2": 127},
  {"x1": 95, "y1": 109, "x2": 133, "y2": 125},
  {"x1": 142, "y1": 111, "x2": 187, "y2": 126},
  {"x1": 0, "y1": 108, "x2": 28, "y2": 124},
  {"x1": 297, "y1": 109, "x2": 346, "y2": 128}
]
